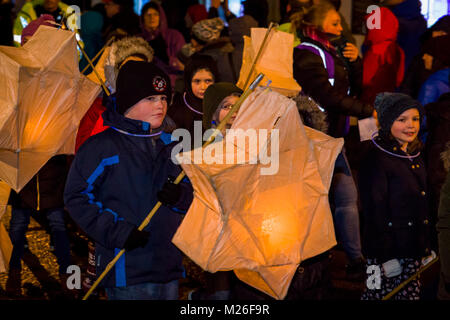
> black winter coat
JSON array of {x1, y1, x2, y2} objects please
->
[
  {"x1": 293, "y1": 38, "x2": 373, "y2": 138},
  {"x1": 358, "y1": 138, "x2": 432, "y2": 262},
  {"x1": 168, "y1": 92, "x2": 203, "y2": 140}
]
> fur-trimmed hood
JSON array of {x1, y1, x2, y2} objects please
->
[
  {"x1": 104, "y1": 36, "x2": 154, "y2": 93},
  {"x1": 442, "y1": 141, "x2": 450, "y2": 172},
  {"x1": 294, "y1": 94, "x2": 329, "y2": 133}
]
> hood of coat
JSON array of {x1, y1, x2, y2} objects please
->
[{"x1": 365, "y1": 7, "x2": 399, "y2": 45}]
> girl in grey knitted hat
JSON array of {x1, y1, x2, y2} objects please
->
[{"x1": 359, "y1": 92, "x2": 433, "y2": 300}]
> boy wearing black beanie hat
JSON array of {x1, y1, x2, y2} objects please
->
[
  {"x1": 116, "y1": 61, "x2": 171, "y2": 122},
  {"x1": 64, "y1": 61, "x2": 193, "y2": 300}
]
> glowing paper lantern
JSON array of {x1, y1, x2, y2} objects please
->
[
  {"x1": 237, "y1": 28, "x2": 302, "y2": 96},
  {"x1": 0, "y1": 26, "x2": 100, "y2": 192},
  {"x1": 0, "y1": 180, "x2": 11, "y2": 273},
  {"x1": 172, "y1": 89, "x2": 343, "y2": 299}
]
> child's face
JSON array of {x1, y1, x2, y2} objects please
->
[
  {"x1": 124, "y1": 95, "x2": 167, "y2": 128},
  {"x1": 191, "y1": 69, "x2": 214, "y2": 99},
  {"x1": 218, "y1": 95, "x2": 240, "y2": 126},
  {"x1": 322, "y1": 10, "x2": 343, "y2": 36},
  {"x1": 390, "y1": 108, "x2": 420, "y2": 148}
]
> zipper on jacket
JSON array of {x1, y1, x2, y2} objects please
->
[{"x1": 36, "y1": 173, "x2": 40, "y2": 211}]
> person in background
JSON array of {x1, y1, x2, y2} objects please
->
[
  {"x1": 359, "y1": 92, "x2": 433, "y2": 300},
  {"x1": 161, "y1": 0, "x2": 192, "y2": 42},
  {"x1": 102, "y1": 0, "x2": 140, "y2": 42},
  {"x1": 361, "y1": 6, "x2": 404, "y2": 105},
  {"x1": 168, "y1": 54, "x2": 218, "y2": 139},
  {"x1": 293, "y1": 1, "x2": 372, "y2": 280},
  {"x1": 178, "y1": 17, "x2": 236, "y2": 83},
  {"x1": 79, "y1": 8, "x2": 104, "y2": 72},
  {"x1": 240, "y1": 0, "x2": 269, "y2": 28},
  {"x1": 424, "y1": 89, "x2": 450, "y2": 251},
  {"x1": 400, "y1": 15, "x2": 450, "y2": 99},
  {"x1": 207, "y1": 0, "x2": 237, "y2": 24},
  {"x1": 188, "y1": 82, "x2": 243, "y2": 300},
  {"x1": 13, "y1": 0, "x2": 82, "y2": 47},
  {"x1": 139, "y1": 1, "x2": 185, "y2": 87},
  {"x1": 228, "y1": 0, "x2": 259, "y2": 77},
  {"x1": 437, "y1": 142, "x2": 450, "y2": 300},
  {"x1": 385, "y1": 0, "x2": 427, "y2": 72},
  {"x1": 64, "y1": 61, "x2": 193, "y2": 300},
  {"x1": 184, "y1": 1, "x2": 208, "y2": 41}
]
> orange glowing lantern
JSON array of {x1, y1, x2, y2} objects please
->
[
  {"x1": 172, "y1": 89, "x2": 343, "y2": 299},
  {"x1": 0, "y1": 180, "x2": 12, "y2": 273},
  {"x1": 0, "y1": 26, "x2": 100, "y2": 192},
  {"x1": 237, "y1": 27, "x2": 302, "y2": 96}
]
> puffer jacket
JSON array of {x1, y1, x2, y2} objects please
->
[{"x1": 64, "y1": 108, "x2": 193, "y2": 288}]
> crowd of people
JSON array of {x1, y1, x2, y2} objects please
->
[{"x1": 0, "y1": 0, "x2": 449, "y2": 301}]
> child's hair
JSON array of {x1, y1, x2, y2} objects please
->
[
  {"x1": 381, "y1": 131, "x2": 423, "y2": 155},
  {"x1": 289, "y1": 1, "x2": 336, "y2": 33},
  {"x1": 191, "y1": 67, "x2": 215, "y2": 82}
]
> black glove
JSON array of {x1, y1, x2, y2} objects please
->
[
  {"x1": 157, "y1": 176, "x2": 181, "y2": 206},
  {"x1": 123, "y1": 228, "x2": 150, "y2": 251}
]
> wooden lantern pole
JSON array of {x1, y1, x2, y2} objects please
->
[{"x1": 382, "y1": 257, "x2": 439, "y2": 300}]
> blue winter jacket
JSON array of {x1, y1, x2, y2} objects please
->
[
  {"x1": 418, "y1": 68, "x2": 450, "y2": 106},
  {"x1": 64, "y1": 109, "x2": 193, "y2": 288}
]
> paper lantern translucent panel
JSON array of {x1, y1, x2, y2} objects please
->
[
  {"x1": 0, "y1": 26, "x2": 101, "y2": 192},
  {"x1": 172, "y1": 89, "x2": 343, "y2": 299},
  {"x1": 0, "y1": 180, "x2": 11, "y2": 273},
  {"x1": 237, "y1": 28, "x2": 302, "y2": 97}
]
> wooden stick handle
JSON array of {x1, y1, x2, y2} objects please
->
[
  {"x1": 242, "y1": 23, "x2": 276, "y2": 91},
  {"x1": 382, "y1": 257, "x2": 439, "y2": 300}
]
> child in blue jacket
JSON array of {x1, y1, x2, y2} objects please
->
[{"x1": 64, "y1": 61, "x2": 193, "y2": 300}]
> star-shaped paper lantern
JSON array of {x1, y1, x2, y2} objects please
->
[
  {"x1": 172, "y1": 89, "x2": 343, "y2": 299},
  {"x1": 0, "y1": 26, "x2": 100, "y2": 192}
]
